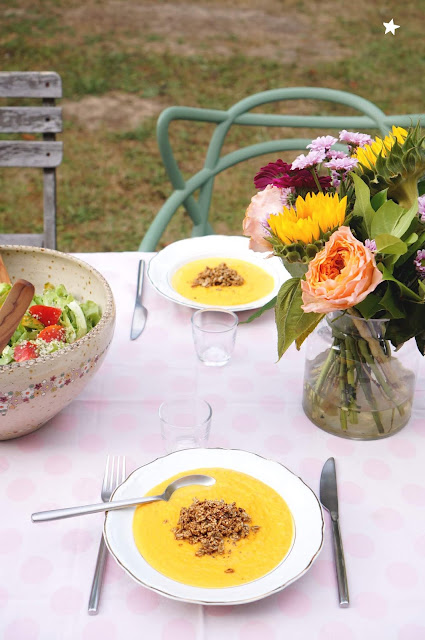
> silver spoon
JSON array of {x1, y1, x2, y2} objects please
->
[{"x1": 31, "y1": 474, "x2": 215, "y2": 523}]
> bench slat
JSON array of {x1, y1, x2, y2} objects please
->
[
  {"x1": 0, "y1": 234, "x2": 45, "y2": 247},
  {"x1": 0, "y1": 72, "x2": 62, "y2": 99},
  {"x1": 0, "y1": 107, "x2": 62, "y2": 133},
  {"x1": 0, "y1": 141, "x2": 63, "y2": 167}
]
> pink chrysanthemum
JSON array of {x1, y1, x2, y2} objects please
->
[
  {"x1": 291, "y1": 150, "x2": 326, "y2": 170},
  {"x1": 324, "y1": 157, "x2": 358, "y2": 173},
  {"x1": 307, "y1": 135, "x2": 338, "y2": 152},
  {"x1": 339, "y1": 130, "x2": 373, "y2": 149},
  {"x1": 280, "y1": 187, "x2": 296, "y2": 208},
  {"x1": 331, "y1": 172, "x2": 341, "y2": 189},
  {"x1": 414, "y1": 249, "x2": 425, "y2": 279},
  {"x1": 365, "y1": 239, "x2": 377, "y2": 252},
  {"x1": 328, "y1": 150, "x2": 349, "y2": 160},
  {"x1": 418, "y1": 194, "x2": 425, "y2": 222}
]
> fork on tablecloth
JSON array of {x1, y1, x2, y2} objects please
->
[{"x1": 88, "y1": 455, "x2": 126, "y2": 615}]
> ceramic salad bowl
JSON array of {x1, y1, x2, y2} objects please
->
[{"x1": 0, "y1": 245, "x2": 115, "y2": 440}]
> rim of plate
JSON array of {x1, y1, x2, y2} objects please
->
[
  {"x1": 103, "y1": 447, "x2": 324, "y2": 605},
  {"x1": 147, "y1": 235, "x2": 289, "y2": 312}
]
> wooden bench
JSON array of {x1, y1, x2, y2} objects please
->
[{"x1": 0, "y1": 71, "x2": 63, "y2": 249}]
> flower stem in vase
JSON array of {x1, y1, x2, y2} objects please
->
[
  {"x1": 348, "y1": 309, "x2": 399, "y2": 388},
  {"x1": 302, "y1": 312, "x2": 419, "y2": 439},
  {"x1": 338, "y1": 339, "x2": 349, "y2": 430},
  {"x1": 354, "y1": 357, "x2": 385, "y2": 434},
  {"x1": 314, "y1": 345, "x2": 336, "y2": 392},
  {"x1": 356, "y1": 339, "x2": 394, "y2": 402},
  {"x1": 344, "y1": 337, "x2": 358, "y2": 424}
]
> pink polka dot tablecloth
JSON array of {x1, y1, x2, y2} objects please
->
[{"x1": 1, "y1": 251, "x2": 425, "y2": 640}]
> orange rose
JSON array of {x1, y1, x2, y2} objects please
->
[
  {"x1": 301, "y1": 226, "x2": 383, "y2": 314},
  {"x1": 243, "y1": 185, "x2": 283, "y2": 252}
]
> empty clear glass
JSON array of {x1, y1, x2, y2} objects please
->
[
  {"x1": 191, "y1": 309, "x2": 238, "y2": 367},
  {"x1": 159, "y1": 396, "x2": 212, "y2": 453}
]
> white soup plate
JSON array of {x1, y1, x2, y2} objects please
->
[
  {"x1": 147, "y1": 235, "x2": 290, "y2": 311},
  {"x1": 104, "y1": 448, "x2": 324, "y2": 605}
]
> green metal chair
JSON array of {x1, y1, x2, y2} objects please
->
[{"x1": 139, "y1": 87, "x2": 425, "y2": 251}]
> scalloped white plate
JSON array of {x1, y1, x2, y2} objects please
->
[
  {"x1": 147, "y1": 235, "x2": 290, "y2": 311},
  {"x1": 104, "y1": 448, "x2": 324, "y2": 605}
]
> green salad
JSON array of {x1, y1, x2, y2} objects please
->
[{"x1": 0, "y1": 282, "x2": 102, "y2": 364}]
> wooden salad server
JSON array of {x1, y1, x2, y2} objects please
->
[
  {"x1": 0, "y1": 279, "x2": 35, "y2": 355},
  {"x1": 0, "y1": 255, "x2": 11, "y2": 284}
]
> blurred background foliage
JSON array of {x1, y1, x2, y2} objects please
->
[{"x1": 0, "y1": 0, "x2": 423, "y2": 251}]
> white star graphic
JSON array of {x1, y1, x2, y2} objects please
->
[{"x1": 383, "y1": 19, "x2": 400, "y2": 35}]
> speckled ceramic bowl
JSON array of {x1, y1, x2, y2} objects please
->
[{"x1": 0, "y1": 246, "x2": 115, "y2": 440}]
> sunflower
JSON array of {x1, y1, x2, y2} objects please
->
[
  {"x1": 353, "y1": 125, "x2": 425, "y2": 210},
  {"x1": 267, "y1": 192, "x2": 347, "y2": 246},
  {"x1": 354, "y1": 126, "x2": 408, "y2": 171}
]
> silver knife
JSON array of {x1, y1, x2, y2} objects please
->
[
  {"x1": 130, "y1": 259, "x2": 147, "y2": 340},
  {"x1": 319, "y1": 457, "x2": 349, "y2": 607}
]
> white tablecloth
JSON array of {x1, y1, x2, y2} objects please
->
[{"x1": 1, "y1": 251, "x2": 425, "y2": 640}]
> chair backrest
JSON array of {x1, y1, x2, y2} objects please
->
[
  {"x1": 139, "y1": 87, "x2": 425, "y2": 251},
  {"x1": 0, "y1": 71, "x2": 63, "y2": 249}
]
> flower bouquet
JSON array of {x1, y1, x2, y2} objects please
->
[{"x1": 243, "y1": 126, "x2": 425, "y2": 439}]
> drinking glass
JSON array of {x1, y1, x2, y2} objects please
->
[
  {"x1": 159, "y1": 396, "x2": 212, "y2": 453},
  {"x1": 191, "y1": 309, "x2": 238, "y2": 366}
]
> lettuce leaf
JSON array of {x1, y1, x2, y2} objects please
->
[{"x1": 80, "y1": 300, "x2": 102, "y2": 330}]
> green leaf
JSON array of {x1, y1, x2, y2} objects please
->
[
  {"x1": 394, "y1": 201, "x2": 419, "y2": 236},
  {"x1": 374, "y1": 233, "x2": 407, "y2": 255},
  {"x1": 415, "y1": 334, "x2": 425, "y2": 355},
  {"x1": 281, "y1": 261, "x2": 309, "y2": 278},
  {"x1": 370, "y1": 199, "x2": 417, "y2": 239},
  {"x1": 354, "y1": 293, "x2": 381, "y2": 319},
  {"x1": 405, "y1": 232, "x2": 418, "y2": 246},
  {"x1": 395, "y1": 230, "x2": 425, "y2": 267},
  {"x1": 371, "y1": 189, "x2": 388, "y2": 211},
  {"x1": 295, "y1": 313, "x2": 324, "y2": 350},
  {"x1": 386, "y1": 301, "x2": 425, "y2": 348},
  {"x1": 239, "y1": 296, "x2": 276, "y2": 324},
  {"x1": 275, "y1": 278, "x2": 323, "y2": 358},
  {"x1": 379, "y1": 284, "x2": 405, "y2": 319},
  {"x1": 351, "y1": 173, "x2": 375, "y2": 236},
  {"x1": 379, "y1": 264, "x2": 422, "y2": 301},
  {"x1": 418, "y1": 280, "x2": 425, "y2": 300}
]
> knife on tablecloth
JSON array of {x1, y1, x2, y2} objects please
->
[
  {"x1": 320, "y1": 457, "x2": 349, "y2": 607},
  {"x1": 130, "y1": 259, "x2": 147, "y2": 340}
]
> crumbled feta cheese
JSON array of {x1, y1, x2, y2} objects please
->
[{"x1": 33, "y1": 338, "x2": 65, "y2": 357}]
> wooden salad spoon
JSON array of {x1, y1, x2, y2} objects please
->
[{"x1": 0, "y1": 279, "x2": 35, "y2": 355}]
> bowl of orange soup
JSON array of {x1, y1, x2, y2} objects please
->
[
  {"x1": 147, "y1": 236, "x2": 290, "y2": 312},
  {"x1": 104, "y1": 448, "x2": 324, "y2": 605}
]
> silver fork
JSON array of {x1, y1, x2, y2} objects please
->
[{"x1": 88, "y1": 455, "x2": 126, "y2": 615}]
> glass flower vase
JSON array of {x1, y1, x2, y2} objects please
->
[{"x1": 302, "y1": 311, "x2": 419, "y2": 440}]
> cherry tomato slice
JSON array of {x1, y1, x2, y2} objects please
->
[
  {"x1": 14, "y1": 342, "x2": 38, "y2": 362},
  {"x1": 29, "y1": 305, "x2": 61, "y2": 327},
  {"x1": 37, "y1": 324, "x2": 66, "y2": 343}
]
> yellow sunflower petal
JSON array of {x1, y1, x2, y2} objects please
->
[
  {"x1": 267, "y1": 192, "x2": 347, "y2": 245},
  {"x1": 355, "y1": 126, "x2": 408, "y2": 170}
]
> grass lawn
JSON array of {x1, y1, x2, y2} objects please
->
[{"x1": 0, "y1": 0, "x2": 424, "y2": 252}]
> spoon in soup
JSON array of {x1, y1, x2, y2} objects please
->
[{"x1": 31, "y1": 474, "x2": 216, "y2": 522}]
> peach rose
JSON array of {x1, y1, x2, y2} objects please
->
[
  {"x1": 301, "y1": 226, "x2": 383, "y2": 314},
  {"x1": 243, "y1": 185, "x2": 283, "y2": 252}
]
